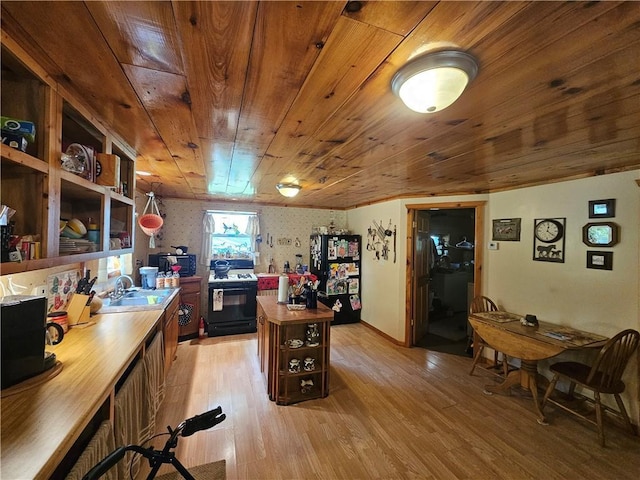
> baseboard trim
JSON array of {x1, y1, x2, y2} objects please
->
[{"x1": 359, "y1": 319, "x2": 405, "y2": 346}]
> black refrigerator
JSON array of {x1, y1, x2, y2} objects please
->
[{"x1": 310, "y1": 234, "x2": 361, "y2": 324}]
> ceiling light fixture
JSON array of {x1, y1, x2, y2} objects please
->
[
  {"x1": 391, "y1": 50, "x2": 479, "y2": 113},
  {"x1": 276, "y1": 183, "x2": 302, "y2": 198}
]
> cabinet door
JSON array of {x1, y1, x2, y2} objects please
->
[
  {"x1": 163, "y1": 296, "x2": 180, "y2": 375},
  {"x1": 178, "y1": 277, "x2": 201, "y2": 340}
]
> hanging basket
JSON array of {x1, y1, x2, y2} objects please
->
[
  {"x1": 138, "y1": 214, "x2": 163, "y2": 236},
  {"x1": 138, "y1": 192, "x2": 163, "y2": 236}
]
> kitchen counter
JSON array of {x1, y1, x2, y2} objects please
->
[{"x1": 0, "y1": 308, "x2": 164, "y2": 479}]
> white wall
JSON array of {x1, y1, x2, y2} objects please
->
[
  {"x1": 485, "y1": 170, "x2": 639, "y2": 421},
  {"x1": 348, "y1": 170, "x2": 639, "y2": 423},
  {"x1": 347, "y1": 200, "x2": 407, "y2": 340},
  {"x1": 485, "y1": 171, "x2": 639, "y2": 337}
]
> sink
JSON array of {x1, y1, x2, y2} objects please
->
[
  {"x1": 110, "y1": 297, "x2": 162, "y2": 306},
  {"x1": 123, "y1": 288, "x2": 172, "y2": 300},
  {"x1": 100, "y1": 288, "x2": 175, "y2": 312}
]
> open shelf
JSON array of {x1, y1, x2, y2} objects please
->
[{"x1": 1, "y1": 41, "x2": 136, "y2": 271}]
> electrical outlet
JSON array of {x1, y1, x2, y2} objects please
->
[
  {"x1": 33, "y1": 284, "x2": 47, "y2": 296},
  {"x1": 488, "y1": 241, "x2": 499, "y2": 250}
]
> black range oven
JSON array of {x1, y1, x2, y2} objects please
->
[{"x1": 207, "y1": 259, "x2": 258, "y2": 337}]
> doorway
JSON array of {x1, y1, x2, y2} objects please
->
[{"x1": 406, "y1": 202, "x2": 485, "y2": 356}]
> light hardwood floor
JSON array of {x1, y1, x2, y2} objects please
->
[{"x1": 147, "y1": 323, "x2": 640, "y2": 479}]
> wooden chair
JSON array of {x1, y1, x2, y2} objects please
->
[
  {"x1": 541, "y1": 329, "x2": 640, "y2": 446},
  {"x1": 468, "y1": 296, "x2": 509, "y2": 377}
]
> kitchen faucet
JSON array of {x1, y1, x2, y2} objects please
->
[{"x1": 112, "y1": 275, "x2": 134, "y2": 300}]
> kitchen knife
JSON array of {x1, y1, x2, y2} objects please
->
[{"x1": 85, "y1": 276, "x2": 97, "y2": 294}]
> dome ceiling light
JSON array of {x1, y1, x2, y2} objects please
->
[
  {"x1": 276, "y1": 183, "x2": 301, "y2": 198},
  {"x1": 391, "y1": 50, "x2": 479, "y2": 113}
]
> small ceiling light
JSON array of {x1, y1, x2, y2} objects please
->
[
  {"x1": 136, "y1": 170, "x2": 152, "y2": 176},
  {"x1": 276, "y1": 183, "x2": 302, "y2": 198},
  {"x1": 391, "y1": 50, "x2": 478, "y2": 113}
]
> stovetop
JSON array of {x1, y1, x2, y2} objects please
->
[
  {"x1": 208, "y1": 271, "x2": 257, "y2": 284},
  {"x1": 209, "y1": 258, "x2": 257, "y2": 284}
]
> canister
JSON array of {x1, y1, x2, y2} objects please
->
[{"x1": 87, "y1": 223, "x2": 100, "y2": 244}]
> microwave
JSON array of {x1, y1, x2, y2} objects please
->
[{"x1": 148, "y1": 253, "x2": 197, "y2": 277}]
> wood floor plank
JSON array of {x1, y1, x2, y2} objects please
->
[{"x1": 142, "y1": 324, "x2": 640, "y2": 479}]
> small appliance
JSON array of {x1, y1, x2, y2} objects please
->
[
  {"x1": 148, "y1": 253, "x2": 197, "y2": 277},
  {"x1": 140, "y1": 266, "x2": 159, "y2": 289},
  {"x1": 1, "y1": 295, "x2": 48, "y2": 389}
]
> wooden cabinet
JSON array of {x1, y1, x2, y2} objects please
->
[
  {"x1": 178, "y1": 276, "x2": 202, "y2": 341},
  {"x1": 163, "y1": 294, "x2": 180, "y2": 376},
  {"x1": 257, "y1": 296, "x2": 332, "y2": 405},
  {"x1": 1, "y1": 36, "x2": 135, "y2": 273}
]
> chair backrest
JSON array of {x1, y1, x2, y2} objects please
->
[
  {"x1": 587, "y1": 329, "x2": 640, "y2": 390},
  {"x1": 469, "y1": 296, "x2": 498, "y2": 314}
]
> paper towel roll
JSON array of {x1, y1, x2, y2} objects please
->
[{"x1": 277, "y1": 274, "x2": 289, "y2": 304}]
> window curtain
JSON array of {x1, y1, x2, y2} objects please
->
[
  {"x1": 201, "y1": 212, "x2": 215, "y2": 265},
  {"x1": 245, "y1": 214, "x2": 261, "y2": 266}
]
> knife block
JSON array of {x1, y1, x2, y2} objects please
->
[{"x1": 67, "y1": 293, "x2": 90, "y2": 326}]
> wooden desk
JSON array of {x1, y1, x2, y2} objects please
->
[
  {"x1": 257, "y1": 296, "x2": 333, "y2": 405},
  {"x1": 468, "y1": 311, "x2": 607, "y2": 423}
]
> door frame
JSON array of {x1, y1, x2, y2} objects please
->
[{"x1": 405, "y1": 201, "x2": 486, "y2": 347}]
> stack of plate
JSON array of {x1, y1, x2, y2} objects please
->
[{"x1": 59, "y1": 238, "x2": 97, "y2": 255}]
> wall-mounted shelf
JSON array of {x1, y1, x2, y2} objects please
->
[{"x1": 1, "y1": 39, "x2": 136, "y2": 272}]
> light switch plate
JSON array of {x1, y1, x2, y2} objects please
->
[{"x1": 488, "y1": 241, "x2": 499, "y2": 250}]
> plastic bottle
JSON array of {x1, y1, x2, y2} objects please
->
[{"x1": 156, "y1": 272, "x2": 164, "y2": 289}]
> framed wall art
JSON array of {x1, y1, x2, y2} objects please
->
[
  {"x1": 586, "y1": 251, "x2": 613, "y2": 270},
  {"x1": 582, "y1": 222, "x2": 619, "y2": 247},
  {"x1": 492, "y1": 218, "x2": 521, "y2": 241},
  {"x1": 533, "y1": 217, "x2": 565, "y2": 263},
  {"x1": 588, "y1": 198, "x2": 615, "y2": 218}
]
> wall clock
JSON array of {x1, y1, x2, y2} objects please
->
[
  {"x1": 582, "y1": 222, "x2": 619, "y2": 247},
  {"x1": 533, "y1": 218, "x2": 565, "y2": 263}
]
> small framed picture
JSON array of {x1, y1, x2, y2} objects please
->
[
  {"x1": 588, "y1": 198, "x2": 615, "y2": 218},
  {"x1": 586, "y1": 251, "x2": 613, "y2": 270},
  {"x1": 582, "y1": 222, "x2": 619, "y2": 247},
  {"x1": 492, "y1": 218, "x2": 521, "y2": 241}
]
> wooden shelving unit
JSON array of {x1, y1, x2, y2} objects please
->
[
  {"x1": 1, "y1": 38, "x2": 136, "y2": 273},
  {"x1": 257, "y1": 296, "x2": 332, "y2": 405}
]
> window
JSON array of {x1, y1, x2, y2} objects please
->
[{"x1": 201, "y1": 211, "x2": 259, "y2": 264}]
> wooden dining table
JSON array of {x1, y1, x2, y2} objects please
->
[{"x1": 468, "y1": 311, "x2": 608, "y2": 424}]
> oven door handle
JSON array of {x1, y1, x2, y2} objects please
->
[{"x1": 211, "y1": 287, "x2": 251, "y2": 295}]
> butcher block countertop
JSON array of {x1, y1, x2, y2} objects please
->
[
  {"x1": 0, "y1": 309, "x2": 163, "y2": 480},
  {"x1": 257, "y1": 295, "x2": 333, "y2": 325}
]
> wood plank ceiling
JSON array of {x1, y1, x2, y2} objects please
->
[{"x1": 2, "y1": 1, "x2": 639, "y2": 209}]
